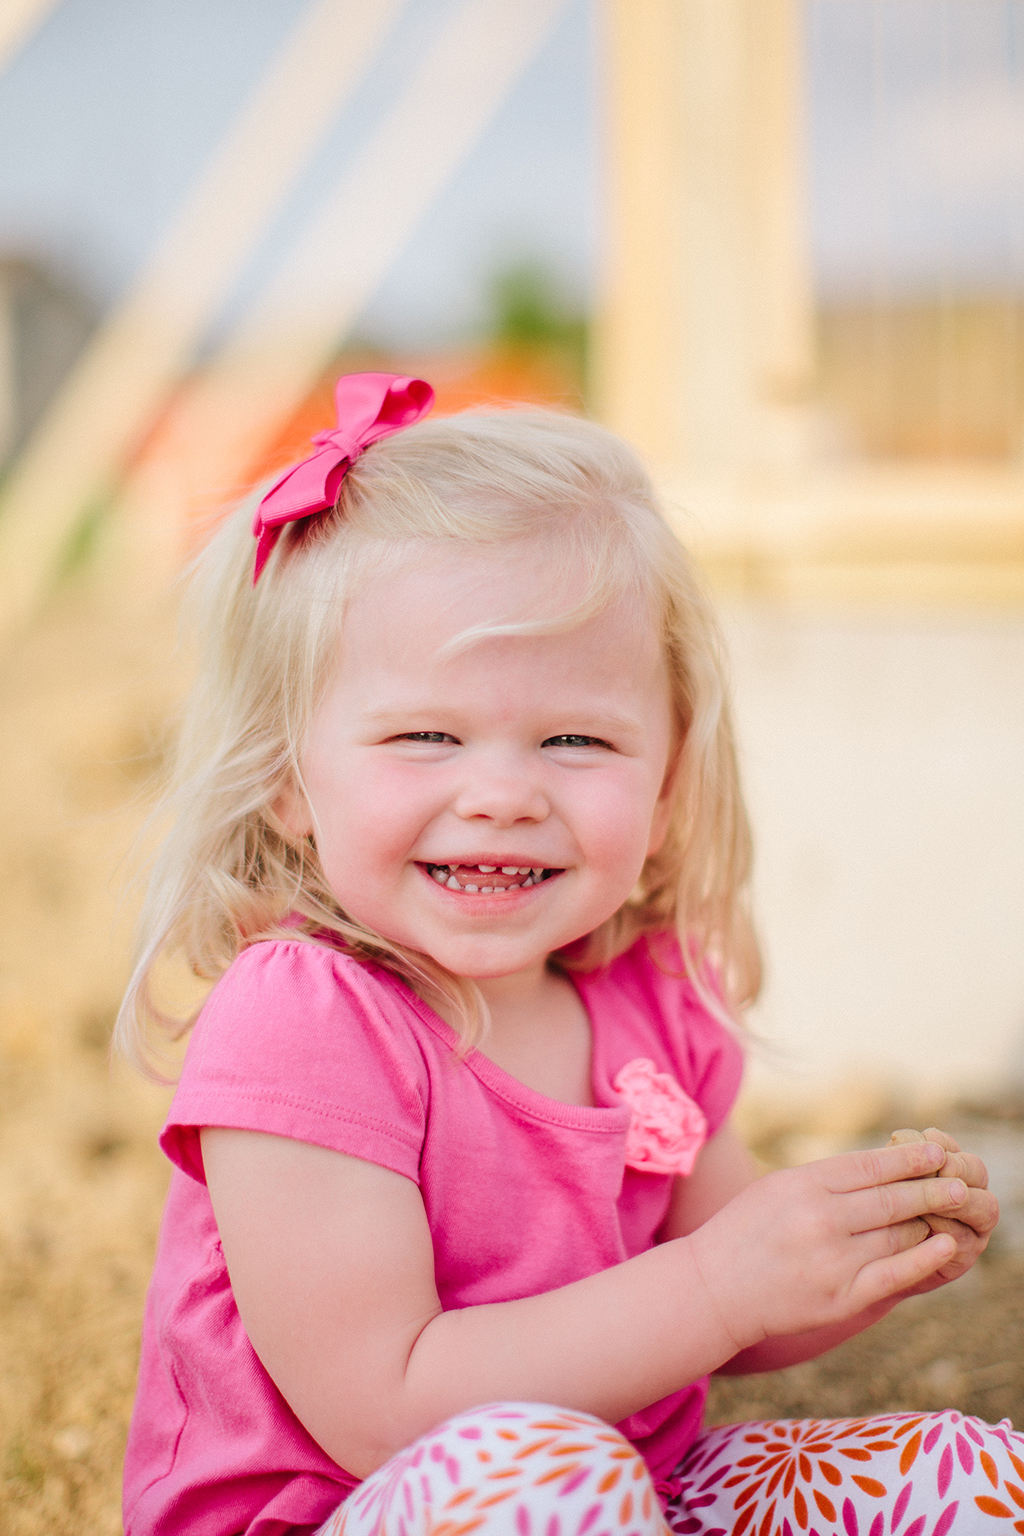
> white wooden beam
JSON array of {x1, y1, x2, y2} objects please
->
[
  {"x1": 121, "y1": 0, "x2": 572, "y2": 553},
  {"x1": 0, "y1": 0, "x2": 62, "y2": 75},
  {"x1": 0, "y1": 0, "x2": 408, "y2": 638}
]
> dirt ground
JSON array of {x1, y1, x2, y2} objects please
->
[
  {"x1": 707, "y1": 1250, "x2": 1024, "y2": 1430},
  {"x1": 0, "y1": 583, "x2": 1020, "y2": 1535}
]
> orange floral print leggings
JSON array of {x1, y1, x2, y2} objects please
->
[{"x1": 315, "y1": 1402, "x2": 1024, "y2": 1536}]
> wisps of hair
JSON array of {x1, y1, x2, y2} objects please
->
[{"x1": 115, "y1": 407, "x2": 761, "y2": 1078}]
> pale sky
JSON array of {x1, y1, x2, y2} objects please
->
[
  {"x1": 0, "y1": 0, "x2": 1021, "y2": 347},
  {"x1": 808, "y1": 0, "x2": 1024, "y2": 298}
]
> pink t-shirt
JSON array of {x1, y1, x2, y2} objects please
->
[{"x1": 123, "y1": 935, "x2": 743, "y2": 1536}]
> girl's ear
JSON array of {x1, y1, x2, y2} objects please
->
[
  {"x1": 272, "y1": 776, "x2": 314, "y2": 839},
  {"x1": 646, "y1": 736, "x2": 683, "y2": 857},
  {"x1": 646, "y1": 786, "x2": 674, "y2": 858}
]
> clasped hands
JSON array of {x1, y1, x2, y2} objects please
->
[
  {"x1": 885, "y1": 1127, "x2": 996, "y2": 1287},
  {"x1": 688, "y1": 1129, "x2": 999, "y2": 1355}
]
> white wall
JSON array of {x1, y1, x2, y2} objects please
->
[{"x1": 722, "y1": 603, "x2": 1024, "y2": 1109}]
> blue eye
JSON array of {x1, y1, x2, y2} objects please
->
[
  {"x1": 542, "y1": 734, "x2": 611, "y2": 749},
  {"x1": 395, "y1": 731, "x2": 457, "y2": 744}
]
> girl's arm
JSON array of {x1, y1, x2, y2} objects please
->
[
  {"x1": 659, "y1": 1122, "x2": 998, "y2": 1376},
  {"x1": 202, "y1": 1126, "x2": 972, "y2": 1478}
]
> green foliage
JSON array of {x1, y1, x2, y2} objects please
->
[
  {"x1": 488, "y1": 262, "x2": 588, "y2": 380},
  {"x1": 52, "y1": 494, "x2": 112, "y2": 587}
]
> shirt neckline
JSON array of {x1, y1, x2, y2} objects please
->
[{"x1": 376, "y1": 961, "x2": 632, "y2": 1135}]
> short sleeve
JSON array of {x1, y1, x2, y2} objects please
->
[{"x1": 161, "y1": 942, "x2": 429, "y2": 1186}]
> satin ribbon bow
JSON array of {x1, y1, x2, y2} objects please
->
[{"x1": 251, "y1": 372, "x2": 434, "y2": 582}]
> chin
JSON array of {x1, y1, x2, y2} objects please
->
[{"x1": 427, "y1": 943, "x2": 545, "y2": 981}]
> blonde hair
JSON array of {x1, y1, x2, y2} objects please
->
[{"x1": 116, "y1": 406, "x2": 761, "y2": 1074}]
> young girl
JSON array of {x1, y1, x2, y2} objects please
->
[{"x1": 121, "y1": 374, "x2": 1014, "y2": 1536}]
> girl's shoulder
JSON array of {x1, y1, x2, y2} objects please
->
[
  {"x1": 163, "y1": 940, "x2": 433, "y2": 1184},
  {"x1": 199, "y1": 935, "x2": 403, "y2": 1025}
]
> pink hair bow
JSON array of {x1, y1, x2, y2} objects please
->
[{"x1": 251, "y1": 371, "x2": 434, "y2": 581}]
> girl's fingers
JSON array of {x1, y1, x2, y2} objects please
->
[
  {"x1": 933, "y1": 1148, "x2": 989, "y2": 1189},
  {"x1": 851, "y1": 1231, "x2": 957, "y2": 1312},
  {"x1": 845, "y1": 1173, "x2": 969, "y2": 1234},
  {"x1": 855, "y1": 1188, "x2": 998, "y2": 1272},
  {"x1": 923, "y1": 1214, "x2": 973, "y2": 1242},
  {"x1": 897, "y1": 1129, "x2": 989, "y2": 1191},
  {"x1": 922, "y1": 1215, "x2": 992, "y2": 1282},
  {"x1": 853, "y1": 1214, "x2": 942, "y2": 1266},
  {"x1": 932, "y1": 1186, "x2": 999, "y2": 1238},
  {"x1": 822, "y1": 1142, "x2": 946, "y2": 1192},
  {"x1": 879, "y1": 1216, "x2": 931, "y2": 1253},
  {"x1": 922, "y1": 1127, "x2": 962, "y2": 1155}
]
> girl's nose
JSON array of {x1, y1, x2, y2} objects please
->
[{"x1": 452, "y1": 759, "x2": 550, "y2": 826}]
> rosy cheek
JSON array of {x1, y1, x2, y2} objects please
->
[
  {"x1": 575, "y1": 790, "x2": 649, "y2": 870},
  {"x1": 344, "y1": 763, "x2": 441, "y2": 847}
]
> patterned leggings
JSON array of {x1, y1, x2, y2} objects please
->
[{"x1": 315, "y1": 1402, "x2": 1024, "y2": 1536}]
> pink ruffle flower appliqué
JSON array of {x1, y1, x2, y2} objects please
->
[{"x1": 612, "y1": 1058, "x2": 708, "y2": 1176}]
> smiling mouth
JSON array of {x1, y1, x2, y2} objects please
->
[{"x1": 423, "y1": 863, "x2": 559, "y2": 893}]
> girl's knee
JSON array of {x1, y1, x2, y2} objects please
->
[
  {"x1": 425, "y1": 1401, "x2": 652, "y2": 1488},
  {"x1": 332, "y1": 1402, "x2": 665, "y2": 1536},
  {"x1": 912, "y1": 1407, "x2": 1024, "y2": 1454},
  {"x1": 436, "y1": 1399, "x2": 613, "y2": 1443}
]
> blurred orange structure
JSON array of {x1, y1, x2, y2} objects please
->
[{"x1": 242, "y1": 342, "x2": 586, "y2": 521}]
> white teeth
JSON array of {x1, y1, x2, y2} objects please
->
[{"x1": 430, "y1": 864, "x2": 545, "y2": 893}]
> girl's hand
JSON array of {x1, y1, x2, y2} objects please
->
[
  {"x1": 686, "y1": 1138, "x2": 976, "y2": 1353},
  {"x1": 892, "y1": 1127, "x2": 999, "y2": 1293}
]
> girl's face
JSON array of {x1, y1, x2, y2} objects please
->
[{"x1": 278, "y1": 542, "x2": 677, "y2": 992}]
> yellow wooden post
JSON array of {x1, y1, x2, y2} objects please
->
[{"x1": 594, "y1": 0, "x2": 815, "y2": 477}]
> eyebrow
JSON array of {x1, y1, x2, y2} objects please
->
[{"x1": 362, "y1": 705, "x2": 647, "y2": 735}]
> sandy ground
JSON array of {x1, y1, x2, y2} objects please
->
[
  {"x1": 0, "y1": 581, "x2": 180, "y2": 1535},
  {"x1": 0, "y1": 583, "x2": 1020, "y2": 1534}
]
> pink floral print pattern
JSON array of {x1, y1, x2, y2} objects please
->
[
  {"x1": 664, "y1": 1409, "x2": 1024, "y2": 1535},
  {"x1": 613, "y1": 1058, "x2": 708, "y2": 1176},
  {"x1": 318, "y1": 1403, "x2": 668, "y2": 1536},
  {"x1": 315, "y1": 1405, "x2": 1024, "y2": 1536}
]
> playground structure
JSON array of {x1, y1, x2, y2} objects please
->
[
  {"x1": 597, "y1": 0, "x2": 1024, "y2": 608},
  {"x1": 0, "y1": 0, "x2": 1021, "y2": 1107}
]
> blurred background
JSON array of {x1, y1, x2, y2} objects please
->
[{"x1": 0, "y1": 1, "x2": 1022, "y2": 1530}]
